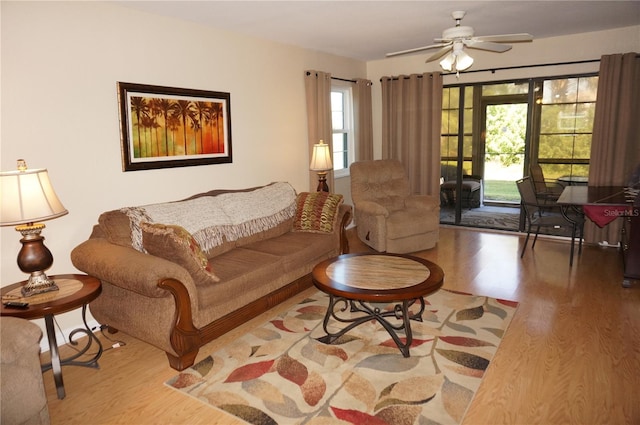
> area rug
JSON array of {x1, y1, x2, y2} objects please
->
[
  {"x1": 440, "y1": 205, "x2": 521, "y2": 231},
  {"x1": 166, "y1": 290, "x2": 518, "y2": 425}
]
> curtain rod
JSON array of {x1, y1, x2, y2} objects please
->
[
  {"x1": 442, "y1": 58, "x2": 602, "y2": 76},
  {"x1": 380, "y1": 58, "x2": 604, "y2": 81},
  {"x1": 305, "y1": 71, "x2": 356, "y2": 83},
  {"x1": 458, "y1": 53, "x2": 639, "y2": 75},
  {"x1": 332, "y1": 76, "x2": 357, "y2": 83}
]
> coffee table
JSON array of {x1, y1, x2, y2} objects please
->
[{"x1": 311, "y1": 253, "x2": 444, "y2": 357}]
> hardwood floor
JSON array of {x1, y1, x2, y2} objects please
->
[{"x1": 42, "y1": 226, "x2": 640, "y2": 424}]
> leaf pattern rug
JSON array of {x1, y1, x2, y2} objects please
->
[{"x1": 166, "y1": 289, "x2": 518, "y2": 425}]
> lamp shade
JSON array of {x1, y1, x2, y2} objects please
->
[
  {"x1": 455, "y1": 50, "x2": 474, "y2": 71},
  {"x1": 1, "y1": 165, "x2": 68, "y2": 226},
  {"x1": 439, "y1": 41, "x2": 474, "y2": 72},
  {"x1": 309, "y1": 140, "x2": 333, "y2": 171},
  {"x1": 439, "y1": 53, "x2": 455, "y2": 72}
]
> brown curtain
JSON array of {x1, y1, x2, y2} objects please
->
[
  {"x1": 353, "y1": 78, "x2": 373, "y2": 161},
  {"x1": 304, "y1": 70, "x2": 333, "y2": 192},
  {"x1": 380, "y1": 73, "x2": 443, "y2": 196},
  {"x1": 585, "y1": 52, "x2": 640, "y2": 244}
]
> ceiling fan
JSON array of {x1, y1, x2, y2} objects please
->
[{"x1": 386, "y1": 11, "x2": 533, "y2": 72}]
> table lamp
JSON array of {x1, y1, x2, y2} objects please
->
[
  {"x1": 1, "y1": 159, "x2": 68, "y2": 296},
  {"x1": 309, "y1": 140, "x2": 333, "y2": 192}
]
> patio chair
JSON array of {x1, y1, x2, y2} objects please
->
[
  {"x1": 440, "y1": 174, "x2": 482, "y2": 209},
  {"x1": 516, "y1": 176, "x2": 584, "y2": 266},
  {"x1": 529, "y1": 164, "x2": 564, "y2": 202}
]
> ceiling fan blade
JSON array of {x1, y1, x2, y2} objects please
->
[
  {"x1": 386, "y1": 42, "x2": 451, "y2": 58},
  {"x1": 425, "y1": 46, "x2": 453, "y2": 62},
  {"x1": 473, "y1": 33, "x2": 534, "y2": 43},
  {"x1": 464, "y1": 40, "x2": 512, "y2": 52}
]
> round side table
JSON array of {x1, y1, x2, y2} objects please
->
[{"x1": 1, "y1": 274, "x2": 102, "y2": 399}]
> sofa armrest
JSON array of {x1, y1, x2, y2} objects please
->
[
  {"x1": 406, "y1": 195, "x2": 440, "y2": 212},
  {"x1": 337, "y1": 204, "x2": 352, "y2": 224},
  {"x1": 71, "y1": 238, "x2": 197, "y2": 299},
  {"x1": 337, "y1": 204, "x2": 353, "y2": 254}
]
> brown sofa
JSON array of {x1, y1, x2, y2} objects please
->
[
  {"x1": 1, "y1": 317, "x2": 50, "y2": 425},
  {"x1": 71, "y1": 183, "x2": 351, "y2": 370}
]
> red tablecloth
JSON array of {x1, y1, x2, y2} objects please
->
[{"x1": 583, "y1": 205, "x2": 632, "y2": 227}]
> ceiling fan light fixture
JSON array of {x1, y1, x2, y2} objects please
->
[
  {"x1": 455, "y1": 50, "x2": 474, "y2": 71},
  {"x1": 385, "y1": 10, "x2": 533, "y2": 72},
  {"x1": 439, "y1": 52, "x2": 455, "y2": 71}
]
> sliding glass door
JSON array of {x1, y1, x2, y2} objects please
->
[
  {"x1": 440, "y1": 74, "x2": 598, "y2": 233},
  {"x1": 482, "y1": 99, "x2": 528, "y2": 206}
]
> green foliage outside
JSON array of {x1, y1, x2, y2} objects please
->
[{"x1": 485, "y1": 104, "x2": 527, "y2": 167}]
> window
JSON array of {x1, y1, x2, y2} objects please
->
[
  {"x1": 441, "y1": 86, "x2": 475, "y2": 179},
  {"x1": 535, "y1": 76, "x2": 598, "y2": 178},
  {"x1": 331, "y1": 82, "x2": 354, "y2": 177},
  {"x1": 441, "y1": 73, "x2": 598, "y2": 204}
]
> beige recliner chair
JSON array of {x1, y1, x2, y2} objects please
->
[
  {"x1": 350, "y1": 159, "x2": 440, "y2": 253},
  {"x1": 1, "y1": 317, "x2": 50, "y2": 425}
]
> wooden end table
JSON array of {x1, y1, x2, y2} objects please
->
[
  {"x1": 1, "y1": 274, "x2": 102, "y2": 399},
  {"x1": 311, "y1": 253, "x2": 444, "y2": 357}
]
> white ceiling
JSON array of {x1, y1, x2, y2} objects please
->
[{"x1": 119, "y1": 1, "x2": 640, "y2": 61}]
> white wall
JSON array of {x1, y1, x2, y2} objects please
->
[
  {"x1": 367, "y1": 25, "x2": 640, "y2": 159},
  {"x1": 0, "y1": 1, "x2": 365, "y2": 338}
]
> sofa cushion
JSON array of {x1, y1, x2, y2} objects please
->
[
  {"x1": 293, "y1": 192, "x2": 344, "y2": 234},
  {"x1": 204, "y1": 218, "x2": 294, "y2": 259},
  {"x1": 199, "y1": 248, "x2": 284, "y2": 309},
  {"x1": 141, "y1": 222, "x2": 220, "y2": 285},
  {"x1": 244, "y1": 231, "x2": 336, "y2": 273}
]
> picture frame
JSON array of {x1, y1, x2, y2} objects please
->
[{"x1": 117, "y1": 82, "x2": 232, "y2": 171}]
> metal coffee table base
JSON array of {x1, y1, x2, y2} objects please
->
[{"x1": 317, "y1": 294, "x2": 426, "y2": 357}]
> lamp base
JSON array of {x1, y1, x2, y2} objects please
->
[
  {"x1": 15, "y1": 223, "x2": 59, "y2": 297},
  {"x1": 22, "y1": 272, "x2": 59, "y2": 297},
  {"x1": 316, "y1": 172, "x2": 330, "y2": 193}
]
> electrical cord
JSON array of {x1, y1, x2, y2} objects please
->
[
  {"x1": 98, "y1": 324, "x2": 127, "y2": 351},
  {"x1": 52, "y1": 317, "x2": 126, "y2": 355}
]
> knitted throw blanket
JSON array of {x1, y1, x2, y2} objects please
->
[{"x1": 121, "y1": 182, "x2": 297, "y2": 253}]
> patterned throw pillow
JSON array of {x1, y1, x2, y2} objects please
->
[
  {"x1": 293, "y1": 192, "x2": 344, "y2": 234},
  {"x1": 140, "y1": 222, "x2": 220, "y2": 285}
]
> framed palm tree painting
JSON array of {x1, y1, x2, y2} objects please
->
[{"x1": 118, "y1": 82, "x2": 232, "y2": 171}]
